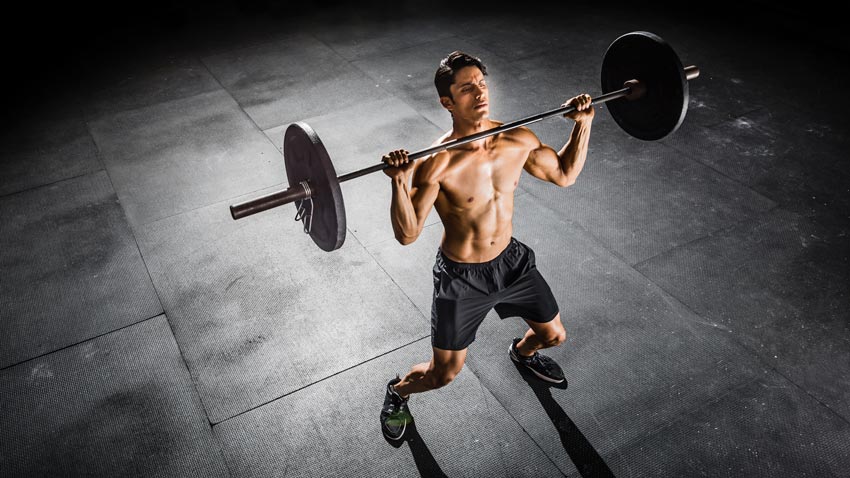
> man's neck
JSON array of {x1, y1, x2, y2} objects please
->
[{"x1": 451, "y1": 117, "x2": 492, "y2": 139}]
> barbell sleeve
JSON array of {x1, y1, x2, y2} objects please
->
[{"x1": 230, "y1": 182, "x2": 311, "y2": 219}]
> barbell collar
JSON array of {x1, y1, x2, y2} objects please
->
[{"x1": 684, "y1": 65, "x2": 700, "y2": 81}]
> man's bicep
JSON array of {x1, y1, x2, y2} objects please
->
[
  {"x1": 524, "y1": 144, "x2": 562, "y2": 183},
  {"x1": 409, "y1": 162, "x2": 440, "y2": 225}
]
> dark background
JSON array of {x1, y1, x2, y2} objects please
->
[{"x1": 3, "y1": 0, "x2": 846, "y2": 122}]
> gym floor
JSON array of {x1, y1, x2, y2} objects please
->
[{"x1": 2, "y1": 1, "x2": 848, "y2": 476}]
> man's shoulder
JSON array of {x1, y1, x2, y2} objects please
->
[
  {"x1": 503, "y1": 125, "x2": 540, "y2": 145},
  {"x1": 412, "y1": 146, "x2": 451, "y2": 185}
]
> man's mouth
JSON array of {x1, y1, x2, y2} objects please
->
[{"x1": 475, "y1": 103, "x2": 488, "y2": 109}]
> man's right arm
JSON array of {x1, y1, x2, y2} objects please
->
[{"x1": 383, "y1": 150, "x2": 441, "y2": 245}]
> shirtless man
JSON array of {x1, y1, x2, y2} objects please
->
[{"x1": 380, "y1": 51, "x2": 593, "y2": 441}]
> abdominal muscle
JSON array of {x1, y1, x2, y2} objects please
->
[{"x1": 436, "y1": 193, "x2": 515, "y2": 263}]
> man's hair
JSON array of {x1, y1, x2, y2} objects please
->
[{"x1": 434, "y1": 51, "x2": 488, "y2": 99}]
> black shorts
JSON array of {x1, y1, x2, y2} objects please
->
[{"x1": 431, "y1": 237, "x2": 559, "y2": 350}]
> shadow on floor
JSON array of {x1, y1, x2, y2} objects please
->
[
  {"x1": 384, "y1": 421, "x2": 449, "y2": 478},
  {"x1": 513, "y1": 361, "x2": 615, "y2": 478}
]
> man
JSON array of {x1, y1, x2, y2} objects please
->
[{"x1": 380, "y1": 51, "x2": 593, "y2": 441}]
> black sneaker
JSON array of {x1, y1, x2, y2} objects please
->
[
  {"x1": 380, "y1": 377, "x2": 413, "y2": 441},
  {"x1": 509, "y1": 338, "x2": 565, "y2": 383}
]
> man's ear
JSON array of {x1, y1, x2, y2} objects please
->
[{"x1": 439, "y1": 96, "x2": 453, "y2": 112}]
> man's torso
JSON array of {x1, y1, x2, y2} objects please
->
[{"x1": 429, "y1": 122, "x2": 536, "y2": 263}]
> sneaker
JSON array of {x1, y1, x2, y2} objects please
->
[
  {"x1": 509, "y1": 338, "x2": 565, "y2": 384},
  {"x1": 380, "y1": 377, "x2": 413, "y2": 441}
]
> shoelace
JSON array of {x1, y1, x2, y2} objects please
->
[
  {"x1": 524, "y1": 351, "x2": 554, "y2": 373},
  {"x1": 386, "y1": 389, "x2": 407, "y2": 416}
]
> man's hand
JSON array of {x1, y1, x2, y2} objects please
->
[
  {"x1": 382, "y1": 149, "x2": 415, "y2": 179},
  {"x1": 563, "y1": 94, "x2": 594, "y2": 123}
]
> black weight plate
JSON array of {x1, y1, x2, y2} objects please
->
[
  {"x1": 284, "y1": 122, "x2": 346, "y2": 251},
  {"x1": 601, "y1": 31, "x2": 688, "y2": 141}
]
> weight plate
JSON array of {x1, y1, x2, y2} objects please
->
[
  {"x1": 284, "y1": 122, "x2": 346, "y2": 251},
  {"x1": 601, "y1": 31, "x2": 688, "y2": 141}
]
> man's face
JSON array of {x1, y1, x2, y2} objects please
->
[{"x1": 443, "y1": 66, "x2": 489, "y2": 120}]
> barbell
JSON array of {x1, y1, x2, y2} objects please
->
[{"x1": 229, "y1": 31, "x2": 699, "y2": 251}]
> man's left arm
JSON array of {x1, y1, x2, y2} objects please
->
[{"x1": 523, "y1": 94, "x2": 594, "y2": 187}]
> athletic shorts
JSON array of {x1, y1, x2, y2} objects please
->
[{"x1": 431, "y1": 237, "x2": 559, "y2": 350}]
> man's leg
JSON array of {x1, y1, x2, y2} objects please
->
[
  {"x1": 393, "y1": 346, "x2": 467, "y2": 398},
  {"x1": 380, "y1": 347, "x2": 466, "y2": 440},
  {"x1": 509, "y1": 313, "x2": 567, "y2": 384},
  {"x1": 515, "y1": 312, "x2": 567, "y2": 357}
]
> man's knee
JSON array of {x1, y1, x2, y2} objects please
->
[
  {"x1": 552, "y1": 329, "x2": 567, "y2": 346},
  {"x1": 545, "y1": 324, "x2": 567, "y2": 347}
]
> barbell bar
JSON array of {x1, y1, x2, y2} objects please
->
[{"x1": 229, "y1": 31, "x2": 700, "y2": 252}]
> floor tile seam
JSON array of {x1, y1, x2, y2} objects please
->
[
  {"x1": 691, "y1": 105, "x2": 850, "y2": 179},
  {"x1": 211, "y1": 180, "x2": 290, "y2": 216},
  {"x1": 211, "y1": 335, "x2": 431, "y2": 426},
  {"x1": 96, "y1": 23, "x2": 292, "y2": 86},
  {"x1": 208, "y1": 429, "x2": 237, "y2": 478},
  {"x1": 517, "y1": 162, "x2": 778, "y2": 271},
  {"x1": 629, "y1": 202, "x2": 782, "y2": 270},
  {"x1": 115, "y1": 56, "x2": 288, "y2": 230},
  {"x1": 360, "y1": 221, "x2": 443, "y2": 250},
  {"x1": 196, "y1": 54, "x2": 280, "y2": 153},
  {"x1": 349, "y1": 215, "x2": 442, "y2": 249},
  {"x1": 467, "y1": 345, "x2": 759, "y2": 475},
  {"x1": 90, "y1": 156, "x2": 227, "y2": 431},
  {"x1": 586, "y1": 410, "x2": 629, "y2": 478},
  {"x1": 660, "y1": 132, "x2": 763, "y2": 187},
  {"x1": 628, "y1": 262, "x2": 850, "y2": 428},
  {"x1": 91, "y1": 140, "x2": 167, "y2": 320},
  {"x1": 195, "y1": 27, "x2": 317, "y2": 65},
  {"x1": 473, "y1": 378, "x2": 511, "y2": 476},
  {"x1": 449, "y1": 22, "x2": 600, "y2": 66},
  {"x1": 592, "y1": 372, "x2": 765, "y2": 463},
  {"x1": 475, "y1": 44, "x2": 569, "y2": 66},
  {"x1": 0, "y1": 168, "x2": 107, "y2": 200},
  {"x1": 516, "y1": 187, "x2": 633, "y2": 266},
  {"x1": 760, "y1": 359, "x2": 850, "y2": 427},
  {"x1": 628, "y1": 248, "x2": 774, "y2": 346},
  {"x1": 327, "y1": 34, "x2": 456, "y2": 137},
  {"x1": 463, "y1": 360, "x2": 568, "y2": 477},
  {"x1": 595, "y1": 359, "x2": 850, "y2": 464},
  {"x1": 81, "y1": 82, "x2": 232, "y2": 123},
  {"x1": 351, "y1": 230, "x2": 431, "y2": 326},
  {"x1": 655, "y1": 139, "x2": 779, "y2": 210},
  {"x1": 79, "y1": 25, "x2": 314, "y2": 114},
  {"x1": 323, "y1": 32, "x2": 463, "y2": 65},
  {"x1": 139, "y1": 212, "x2": 272, "y2": 278},
  {"x1": 0, "y1": 312, "x2": 164, "y2": 372},
  {"x1": 130, "y1": 189, "x2": 285, "y2": 230},
  {"x1": 82, "y1": 86, "x2": 247, "y2": 233}
]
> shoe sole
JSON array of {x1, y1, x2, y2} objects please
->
[
  {"x1": 509, "y1": 344, "x2": 565, "y2": 384},
  {"x1": 382, "y1": 421, "x2": 407, "y2": 441}
]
